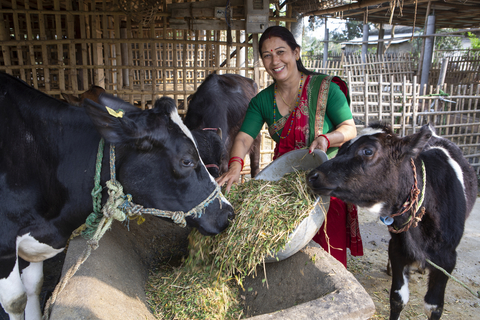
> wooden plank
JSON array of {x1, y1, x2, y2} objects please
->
[
  {"x1": 115, "y1": 14, "x2": 122, "y2": 90},
  {"x1": 37, "y1": 0, "x2": 50, "y2": 91},
  {"x1": 168, "y1": 0, "x2": 244, "y2": 10},
  {"x1": 169, "y1": 18, "x2": 245, "y2": 31},
  {"x1": 79, "y1": 0, "x2": 88, "y2": 91},
  {"x1": 54, "y1": 0, "x2": 65, "y2": 91},
  {"x1": 12, "y1": 0, "x2": 26, "y2": 81},
  {"x1": 0, "y1": 2, "x2": 13, "y2": 75},
  {"x1": 171, "y1": 7, "x2": 244, "y2": 19},
  {"x1": 25, "y1": 0, "x2": 37, "y2": 87},
  {"x1": 66, "y1": 0, "x2": 77, "y2": 93}
]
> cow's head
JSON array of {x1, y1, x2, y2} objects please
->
[
  {"x1": 83, "y1": 94, "x2": 233, "y2": 235},
  {"x1": 191, "y1": 128, "x2": 226, "y2": 178},
  {"x1": 307, "y1": 123, "x2": 433, "y2": 214}
]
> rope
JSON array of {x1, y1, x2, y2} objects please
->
[
  {"x1": 388, "y1": 159, "x2": 426, "y2": 234},
  {"x1": 426, "y1": 258, "x2": 480, "y2": 299},
  {"x1": 43, "y1": 139, "x2": 225, "y2": 319}
]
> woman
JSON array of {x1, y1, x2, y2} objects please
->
[{"x1": 216, "y1": 26, "x2": 363, "y2": 267}]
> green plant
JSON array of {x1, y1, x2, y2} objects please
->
[{"x1": 467, "y1": 32, "x2": 480, "y2": 49}]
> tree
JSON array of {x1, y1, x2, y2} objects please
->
[{"x1": 331, "y1": 19, "x2": 364, "y2": 41}]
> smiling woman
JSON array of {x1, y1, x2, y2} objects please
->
[{"x1": 216, "y1": 25, "x2": 363, "y2": 268}]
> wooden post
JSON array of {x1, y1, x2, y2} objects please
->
[
  {"x1": 323, "y1": 17, "x2": 328, "y2": 72},
  {"x1": 120, "y1": 26, "x2": 130, "y2": 87},
  {"x1": 420, "y1": 14, "x2": 435, "y2": 95},
  {"x1": 253, "y1": 33, "x2": 260, "y2": 89},
  {"x1": 377, "y1": 23, "x2": 385, "y2": 57},
  {"x1": 361, "y1": 13, "x2": 369, "y2": 63},
  {"x1": 417, "y1": 0, "x2": 432, "y2": 80},
  {"x1": 238, "y1": 30, "x2": 246, "y2": 77},
  {"x1": 437, "y1": 57, "x2": 449, "y2": 87}
]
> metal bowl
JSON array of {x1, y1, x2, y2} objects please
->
[{"x1": 255, "y1": 149, "x2": 330, "y2": 262}]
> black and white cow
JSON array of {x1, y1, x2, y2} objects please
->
[
  {"x1": 0, "y1": 73, "x2": 234, "y2": 320},
  {"x1": 307, "y1": 123, "x2": 477, "y2": 320},
  {"x1": 183, "y1": 72, "x2": 261, "y2": 177}
]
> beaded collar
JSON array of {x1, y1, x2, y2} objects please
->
[{"x1": 273, "y1": 73, "x2": 304, "y2": 139}]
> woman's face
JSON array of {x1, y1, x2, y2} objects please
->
[{"x1": 261, "y1": 36, "x2": 300, "y2": 83}]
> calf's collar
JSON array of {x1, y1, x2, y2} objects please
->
[{"x1": 386, "y1": 158, "x2": 426, "y2": 234}]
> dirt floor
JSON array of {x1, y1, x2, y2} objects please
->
[{"x1": 347, "y1": 198, "x2": 480, "y2": 320}]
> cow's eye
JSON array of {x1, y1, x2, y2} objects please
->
[
  {"x1": 181, "y1": 159, "x2": 195, "y2": 167},
  {"x1": 362, "y1": 148, "x2": 373, "y2": 156}
]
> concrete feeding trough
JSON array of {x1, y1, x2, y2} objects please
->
[{"x1": 48, "y1": 150, "x2": 375, "y2": 320}]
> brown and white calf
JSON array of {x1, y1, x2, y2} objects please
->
[{"x1": 307, "y1": 123, "x2": 477, "y2": 320}]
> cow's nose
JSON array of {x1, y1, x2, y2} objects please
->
[
  {"x1": 307, "y1": 170, "x2": 319, "y2": 185},
  {"x1": 227, "y1": 206, "x2": 235, "y2": 220}
]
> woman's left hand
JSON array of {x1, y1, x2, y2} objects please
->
[
  {"x1": 308, "y1": 119, "x2": 357, "y2": 154},
  {"x1": 309, "y1": 135, "x2": 329, "y2": 153}
]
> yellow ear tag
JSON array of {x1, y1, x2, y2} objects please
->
[
  {"x1": 136, "y1": 216, "x2": 146, "y2": 225},
  {"x1": 106, "y1": 106, "x2": 124, "y2": 118}
]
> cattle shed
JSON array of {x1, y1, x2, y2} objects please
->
[{"x1": 1, "y1": 0, "x2": 480, "y2": 174}]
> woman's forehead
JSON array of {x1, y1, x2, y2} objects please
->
[{"x1": 261, "y1": 36, "x2": 289, "y2": 52}]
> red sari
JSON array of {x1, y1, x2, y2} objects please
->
[{"x1": 271, "y1": 75, "x2": 363, "y2": 267}]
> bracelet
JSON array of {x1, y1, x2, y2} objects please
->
[
  {"x1": 318, "y1": 134, "x2": 330, "y2": 149},
  {"x1": 228, "y1": 156, "x2": 244, "y2": 170}
]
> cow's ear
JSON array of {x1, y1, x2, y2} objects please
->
[
  {"x1": 401, "y1": 123, "x2": 433, "y2": 158},
  {"x1": 61, "y1": 93, "x2": 80, "y2": 106},
  {"x1": 83, "y1": 97, "x2": 139, "y2": 144}
]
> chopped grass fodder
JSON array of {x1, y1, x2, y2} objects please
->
[{"x1": 146, "y1": 170, "x2": 324, "y2": 319}]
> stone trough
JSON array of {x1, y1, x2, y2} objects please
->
[{"x1": 48, "y1": 218, "x2": 375, "y2": 320}]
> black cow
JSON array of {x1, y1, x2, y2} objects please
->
[
  {"x1": 183, "y1": 72, "x2": 261, "y2": 177},
  {"x1": 191, "y1": 128, "x2": 226, "y2": 178},
  {"x1": 307, "y1": 123, "x2": 477, "y2": 320},
  {"x1": 0, "y1": 73, "x2": 233, "y2": 319}
]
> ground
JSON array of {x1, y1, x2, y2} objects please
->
[{"x1": 347, "y1": 198, "x2": 480, "y2": 320}]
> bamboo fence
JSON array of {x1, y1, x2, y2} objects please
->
[
  {"x1": 1, "y1": 0, "x2": 479, "y2": 174},
  {"x1": 0, "y1": 0, "x2": 255, "y2": 111}
]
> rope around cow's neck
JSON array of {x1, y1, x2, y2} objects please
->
[
  {"x1": 43, "y1": 138, "x2": 224, "y2": 319},
  {"x1": 388, "y1": 158, "x2": 426, "y2": 234}
]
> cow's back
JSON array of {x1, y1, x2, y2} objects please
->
[
  {"x1": 423, "y1": 135, "x2": 477, "y2": 218},
  {"x1": 0, "y1": 73, "x2": 98, "y2": 227}
]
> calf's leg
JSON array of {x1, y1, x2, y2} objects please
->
[
  {"x1": 388, "y1": 242, "x2": 413, "y2": 320},
  {"x1": 424, "y1": 253, "x2": 456, "y2": 320},
  {"x1": 249, "y1": 135, "x2": 261, "y2": 178}
]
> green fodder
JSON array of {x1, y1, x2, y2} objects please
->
[{"x1": 146, "y1": 170, "x2": 323, "y2": 320}]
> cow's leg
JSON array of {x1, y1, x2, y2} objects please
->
[
  {"x1": 424, "y1": 253, "x2": 456, "y2": 320},
  {"x1": 0, "y1": 257, "x2": 27, "y2": 320},
  {"x1": 249, "y1": 135, "x2": 261, "y2": 178},
  {"x1": 20, "y1": 261, "x2": 43, "y2": 320},
  {"x1": 388, "y1": 242, "x2": 411, "y2": 320}
]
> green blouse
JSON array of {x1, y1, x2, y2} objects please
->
[{"x1": 240, "y1": 74, "x2": 353, "y2": 157}]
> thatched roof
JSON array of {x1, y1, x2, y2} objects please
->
[{"x1": 290, "y1": 0, "x2": 480, "y2": 29}]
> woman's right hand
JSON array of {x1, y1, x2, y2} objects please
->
[{"x1": 216, "y1": 162, "x2": 242, "y2": 194}]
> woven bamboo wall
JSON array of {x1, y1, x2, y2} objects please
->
[{"x1": 0, "y1": 0, "x2": 254, "y2": 111}]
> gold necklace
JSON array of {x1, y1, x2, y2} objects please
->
[{"x1": 278, "y1": 77, "x2": 302, "y2": 110}]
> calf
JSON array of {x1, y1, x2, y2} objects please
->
[
  {"x1": 183, "y1": 72, "x2": 261, "y2": 177},
  {"x1": 0, "y1": 73, "x2": 233, "y2": 320},
  {"x1": 307, "y1": 123, "x2": 477, "y2": 320}
]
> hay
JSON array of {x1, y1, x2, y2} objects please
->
[{"x1": 146, "y1": 170, "x2": 319, "y2": 319}]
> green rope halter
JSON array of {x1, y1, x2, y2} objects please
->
[{"x1": 82, "y1": 138, "x2": 224, "y2": 239}]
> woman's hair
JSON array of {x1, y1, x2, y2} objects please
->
[{"x1": 258, "y1": 26, "x2": 319, "y2": 76}]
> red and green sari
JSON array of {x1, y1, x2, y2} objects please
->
[{"x1": 268, "y1": 74, "x2": 363, "y2": 267}]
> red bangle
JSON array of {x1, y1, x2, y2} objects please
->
[
  {"x1": 228, "y1": 157, "x2": 244, "y2": 170},
  {"x1": 318, "y1": 134, "x2": 330, "y2": 149}
]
